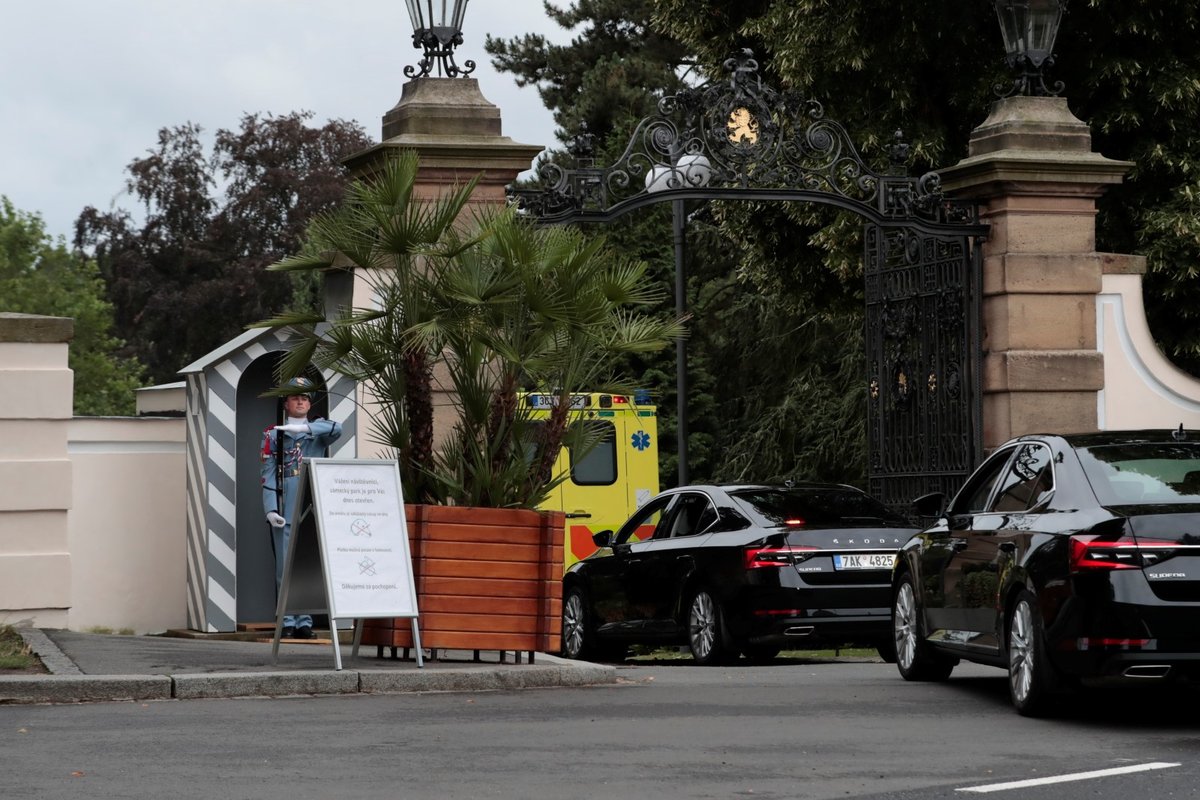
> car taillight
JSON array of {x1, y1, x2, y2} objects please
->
[
  {"x1": 1068, "y1": 535, "x2": 1177, "y2": 572},
  {"x1": 744, "y1": 546, "x2": 816, "y2": 569}
]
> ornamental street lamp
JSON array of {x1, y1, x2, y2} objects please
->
[
  {"x1": 993, "y1": 0, "x2": 1065, "y2": 97},
  {"x1": 405, "y1": 0, "x2": 475, "y2": 78}
]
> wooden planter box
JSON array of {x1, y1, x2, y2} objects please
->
[{"x1": 361, "y1": 505, "x2": 563, "y2": 657}]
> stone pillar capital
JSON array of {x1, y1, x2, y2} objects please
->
[
  {"x1": 940, "y1": 97, "x2": 1132, "y2": 199},
  {"x1": 343, "y1": 77, "x2": 543, "y2": 184}
]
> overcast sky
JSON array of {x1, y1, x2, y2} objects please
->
[{"x1": 1, "y1": 1, "x2": 570, "y2": 244}]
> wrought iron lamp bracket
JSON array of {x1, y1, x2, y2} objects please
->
[
  {"x1": 405, "y1": 26, "x2": 477, "y2": 79},
  {"x1": 993, "y1": 52, "x2": 1064, "y2": 98}
]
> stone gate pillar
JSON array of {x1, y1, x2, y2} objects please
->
[
  {"x1": 339, "y1": 78, "x2": 543, "y2": 455},
  {"x1": 939, "y1": 96, "x2": 1134, "y2": 448}
]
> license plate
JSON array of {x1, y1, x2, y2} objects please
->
[{"x1": 833, "y1": 553, "x2": 895, "y2": 570}]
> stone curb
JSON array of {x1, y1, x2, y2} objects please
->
[
  {"x1": 5, "y1": 627, "x2": 881, "y2": 707},
  {"x1": 172, "y1": 670, "x2": 361, "y2": 700},
  {"x1": 0, "y1": 662, "x2": 618, "y2": 704},
  {"x1": 358, "y1": 663, "x2": 614, "y2": 694},
  {"x1": 0, "y1": 675, "x2": 172, "y2": 704},
  {"x1": 3, "y1": 628, "x2": 617, "y2": 704},
  {"x1": 16, "y1": 628, "x2": 81, "y2": 675}
]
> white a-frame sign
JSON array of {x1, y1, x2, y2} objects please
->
[{"x1": 272, "y1": 458, "x2": 422, "y2": 670}]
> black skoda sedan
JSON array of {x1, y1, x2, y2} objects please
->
[
  {"x1": 560, "y1": 483, "x2": 918, "y2": 665},
  {"x1": 892, "y1": 429, "x2": 1200, "y2": 715}
]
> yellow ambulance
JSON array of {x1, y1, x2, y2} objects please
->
[{"x1": 527, "y1": 392, "x2": 660, "y2": 571}]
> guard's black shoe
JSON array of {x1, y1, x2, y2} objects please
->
[
  {"x1": 281, "y1": 626, "x2": 295, "y2": 639},
  {"x1": 294, "y1": 626, "x2": 315, "y2": 640}
]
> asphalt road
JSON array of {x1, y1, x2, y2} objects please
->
[{"x1": 4, "y1": 656, "x2": 1200, "y2": 799}]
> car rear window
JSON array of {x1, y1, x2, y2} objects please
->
[
  {"x1": 1077, "y1": 442, "x2": 1200, "y2": 505},
  {"x1": 730, "y1": 487, "x2": 907, "y2": 526}
]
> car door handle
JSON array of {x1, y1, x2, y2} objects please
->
[{"x1": 565, "y1": 512, "x2": 592, "y2": 519}]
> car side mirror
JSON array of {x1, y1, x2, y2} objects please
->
[
  {"x1": 592, "y1": 529, "x2": 614, "y2": 549},
  {"x1": 911, "y1": 492, "x2": 948, "y2": 519}
]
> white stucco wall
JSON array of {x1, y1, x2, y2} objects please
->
[
  {"x1": 1097, "y1": 271, "x2": 1200, "y2": 429},
  {"x1": 0, "y1": 326, "x2": 73, "y2": 630},
  {"x1": 67, "y1": 417, "x2": 187, "y2": 633}
]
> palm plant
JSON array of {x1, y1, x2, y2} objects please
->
[
  {"x1": 424, "y1": 211, "x2": 685, "y2": 507},
  {"x1": 256, "y1": 150, "x2": 683, "y2": 508},
  {"x1": 254, "y1": 151, "x2": 480, "y2": 503}
]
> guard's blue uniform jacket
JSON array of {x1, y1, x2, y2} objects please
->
[{"x1": 260, "y1": 417, "x2": 342, "y2": 628}]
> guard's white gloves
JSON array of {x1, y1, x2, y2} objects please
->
[
  {"x1": 275, "y1": 422, "x2": 310, "y2": 434},
  {"x1": 266, "y1": 511, "x2": 286, "y2": 528}
]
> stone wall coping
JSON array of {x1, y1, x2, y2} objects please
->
[
  {"x1": 0, "y1": 313, "x2": 74, "y2": 344},
  {"x1": 67, "y1": 415, "x2": 186, "y2": 443},
  {"x1": 1099, "y1": 252, "x2": 1147, "y2": 275}
]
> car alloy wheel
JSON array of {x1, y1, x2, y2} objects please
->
[
  {"x1": 894, "y1": 579, "x2": 919, "y2": 671},
  {"x1": 1008, "y1": 590, "x2": 1057, "y2": 716},
  {"x1": 688, "y1": 589, "x2": 728, "y2": 666},
  {"x1": 561, "y1": 587, "x2": 589, "y2": 660},
  {"x1": 893, "y1": 574, "x2": 955, "y2": 681}
]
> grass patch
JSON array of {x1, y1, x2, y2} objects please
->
[
  {"x1": 0, "y1": 625, "x2": 41, "y2": 671},
  {"x1": 84, "y1": 626, "x2": 135, "y2": 635},
  {"x1": 790, "y1": 647, "x2": 877, "y2": 659}
]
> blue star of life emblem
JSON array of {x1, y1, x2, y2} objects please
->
[{"x1": 631, "y1": 431, "x2": 651, "y2": 451}]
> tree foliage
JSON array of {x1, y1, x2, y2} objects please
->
[
  {"x1": 1, "y1": 197, "x2": 144, "y2": 415},
  {"x1": 74, "y1": 111, "x2": 372, "y2": 384},
  {"x1": 485, "y1": 0, "x2": 690, "y2": 142}
]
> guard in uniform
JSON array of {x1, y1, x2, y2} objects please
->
[{"x1": 260, "y1": 376, "x2": 342, "y2": 639}]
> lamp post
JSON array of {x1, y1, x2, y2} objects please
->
[
  {"x1": 993, "y1": 0, "x2": 1065, "y2": 97},
  {"x1": 405, "y1": 0, "x2": 475, "y2": 78},
  {"x1": 644, "y1": 153, "x2": 712, "y2": 486}
]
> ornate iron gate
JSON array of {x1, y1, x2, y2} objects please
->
[
  {"x1": 865, "y1": 223, "x2": 982, "y2": 511},
  {"x1": 514, "y1": 50, "x2": 987, "y2": 505}
]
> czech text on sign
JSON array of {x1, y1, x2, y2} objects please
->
[{"x1": 308, "y1": 459, "x2": 418, "y2": 620}]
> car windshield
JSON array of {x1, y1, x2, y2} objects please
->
[
  {"x1": 730, "y1": 487, "x2": 906, "y2": 526},
  {"x1": 1077, "y1": 442, "x2": 1200, "y2": 505}
]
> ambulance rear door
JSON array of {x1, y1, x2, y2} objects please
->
[
  {"x1": 560, "y1": 396, "x2": 660, "y2": 569},
  {"x1": 561, "y1": 415, "x2": 624, "y2": 568}
]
